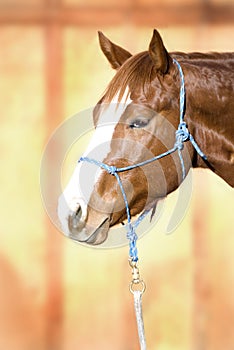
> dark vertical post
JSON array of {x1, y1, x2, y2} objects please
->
[{"x1": 44, "y1": 1, "x2": 64, "y2": 349}]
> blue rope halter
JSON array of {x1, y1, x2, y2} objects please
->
[{"x1": 78, "y1": 58, "x2": 207, "y2": 262}]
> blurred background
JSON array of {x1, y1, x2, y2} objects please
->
[{"x1": 0, "y1": 0, "x2": 233, "y2": 349}]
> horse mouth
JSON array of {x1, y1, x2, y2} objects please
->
[{"x1": 68, "y1": 210, "x2": 111, "y2": 245}]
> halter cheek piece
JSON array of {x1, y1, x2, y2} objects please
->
[{"x1": 79, "y1": 59, "x2": 207, "y2": 262}]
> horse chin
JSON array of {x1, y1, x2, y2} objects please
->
[{"x1": 68, "y1": 215, "x2": 111, "y2": 245}]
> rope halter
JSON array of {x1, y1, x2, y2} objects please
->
[{"x1": 79, "y1": 58, "x2": 207, "y2": 262}]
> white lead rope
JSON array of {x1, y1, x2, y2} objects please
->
[
  {"x1": 133, "y1": 290, "x2": 147, "y2": 350},
  {"x1": 129, "y1": 260, "x2": 147, "y2": 349}
]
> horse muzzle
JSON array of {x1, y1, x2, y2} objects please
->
[{"x1": 67, "y1": 204, "x2": 111, "y2": 245}]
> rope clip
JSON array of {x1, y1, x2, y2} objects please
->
[{"x1": 129, "y1": 259, "x2": 146, "y2": 295}]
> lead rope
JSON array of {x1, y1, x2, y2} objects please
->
[
  {"x1": 134, "y1": 291, "x2": 146, "y2": 350},
  {"x1": 78, "y1": 59, "x2": 208, "y2": 350}
]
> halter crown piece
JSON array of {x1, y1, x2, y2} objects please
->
[{"x1": 79, "y1": 58, "x2": 207, "y2": 262}]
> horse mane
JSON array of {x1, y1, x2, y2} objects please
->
[
  {"x1": 102, "y1": 51, "x2": 155, "y2": 103},
  {"x1": 101, "y1": 50, "x2": 234, "y2": 105}
]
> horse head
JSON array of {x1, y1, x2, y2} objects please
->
[{"x1": 58, "y1": 29, "x2": 196, "y2": 245}]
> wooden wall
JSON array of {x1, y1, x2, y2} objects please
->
[{"x1": 0, "y1": 1, "x2": 233, "y2": 349}]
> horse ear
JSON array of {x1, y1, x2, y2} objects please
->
[
  {"x1": 148, "y1": 29, "x2": 169, "y2": 74},
  {"x1": 98, "y1": 31, "x2": 132, "y2": 69}
]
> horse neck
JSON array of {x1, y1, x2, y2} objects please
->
[{"x1": 183, "y1": 54, "x2": 234, "y2": 187}]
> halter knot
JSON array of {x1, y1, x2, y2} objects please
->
[
  {"x1": 106, "y1": 165, "x2": 117, "y2": 175},
  {"x1": 175, "y1": 122, "x2": 190, "y2": 150},
  {"x1": 126, "y1": 225, "x2": 138, "y2": 241}
]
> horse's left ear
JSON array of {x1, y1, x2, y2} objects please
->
[
  {"x1": 149, "y1": 29, "x2": 169, "y2": 74},
  {"x1": 98, "y1": 31, "x2": 132, "y2": 69}
]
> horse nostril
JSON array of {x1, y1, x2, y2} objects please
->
[{"x1": 68, "y1": 204, "x2": 83, "y2": 230}]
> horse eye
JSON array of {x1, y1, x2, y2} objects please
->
[{"x1": 129, "y1": 118, "x2": 149, "y2": 129}]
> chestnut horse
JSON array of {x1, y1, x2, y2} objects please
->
[{"x1": 58, "y1": 29, "x2": 234, "y2": 245}]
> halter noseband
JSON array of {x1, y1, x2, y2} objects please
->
[{"x1": 79, "y1": 58, "x2": 207, "y2": 262}]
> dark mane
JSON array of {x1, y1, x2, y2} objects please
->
[{"x1": 103, "y1": 51, "x2": 155, "y2": 103}]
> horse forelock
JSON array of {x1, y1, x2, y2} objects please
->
[{"x1": 102, "y1": 51, "x2": 155, "y2": 104}]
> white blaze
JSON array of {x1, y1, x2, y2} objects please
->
[{"x1": 58, "y1": 89, "x2": 132, "y2": 235}]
